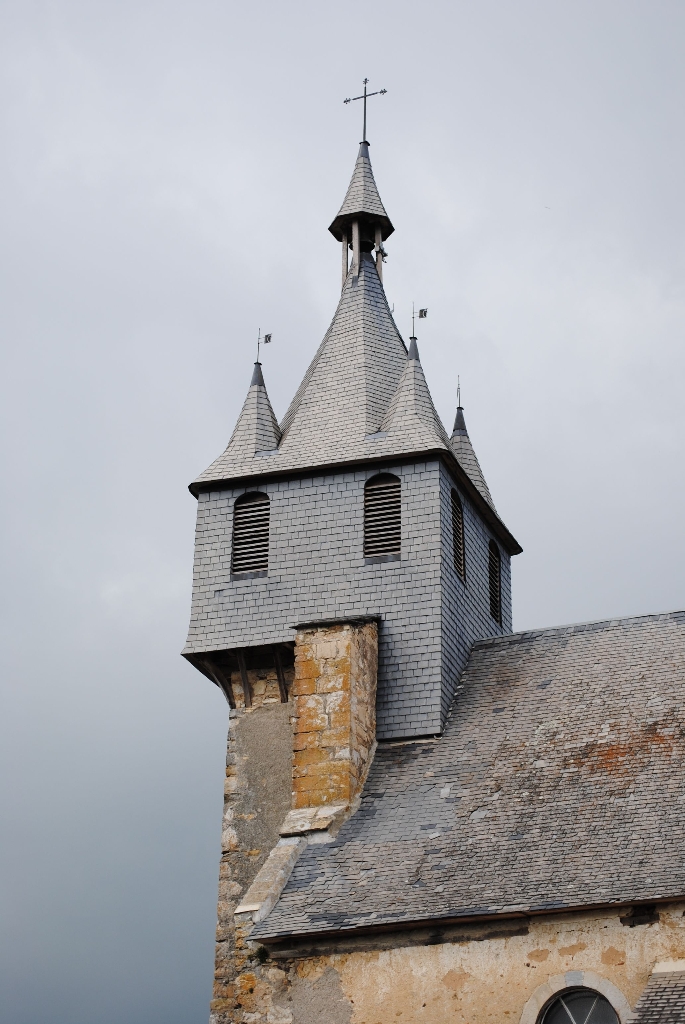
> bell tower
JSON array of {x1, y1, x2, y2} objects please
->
[{"x1": 183, "y1": 125, "x2": 521, "y2": 1022}]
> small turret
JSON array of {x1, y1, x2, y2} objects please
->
[
  {"x1": 220, "y1": 361, "x2": 281, "y2": 462},
  {"x1": 449, "y1": 400, "x2": 495, "y2": 510},
  {"x1": 329, "y1": 142, "x2": 393, "y2": 286}
]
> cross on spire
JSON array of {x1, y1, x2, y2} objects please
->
[{"x1": 344, "y1": 78, "x2": 387, "y2": 143}]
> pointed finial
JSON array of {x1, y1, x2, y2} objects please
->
[
  {"x1": 250, "y1": 362, "x2": 265, "y2": 386},
  {"x1": 407, "y1": 336, "x2": 420, "y2": 361},
  {"x1": 457, "y1": 374, "x2": 461, "y2": 408}
]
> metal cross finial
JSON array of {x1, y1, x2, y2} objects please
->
[{"x1": 344, "y1": 78, "x2": 387, "y2": 143}]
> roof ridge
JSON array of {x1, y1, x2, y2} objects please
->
[{"x1": 473, "y1": 608, "x2": 685, "y2": 647}]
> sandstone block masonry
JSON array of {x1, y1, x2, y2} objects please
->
[
  {"x1": 290, "y1": 620, "x2": 378, "y2": 814},
  {"x1": 210, "y1": 620, "x2": 378, "y2": 1024}
]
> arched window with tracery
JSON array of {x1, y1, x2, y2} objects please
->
[
  {"x1": 364, "y1": 474, "x2": 401, "y2": 558},
  {"x1": 488, "y1": 539, "x2": 502, "y2": 624},
  {"x1": 538, "y1": 987, "x2": 619, "y2": 1024},
  {"x1": 231, "y1": 491, "x2": 270, "y2": 574},
  {"x1": 451, "y1": 489, "x2": 465, "y2": 580}
]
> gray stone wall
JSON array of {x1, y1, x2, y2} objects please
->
[
  {"x1": 213, "y1": 704, "x2": 293, "y2": 1022},
  {"x1": 185, "y1": 458, "x2": 510, "y2": 739}
]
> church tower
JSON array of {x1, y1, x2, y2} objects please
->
[
  {"x1": 184, "y1": 132, "x2": 521, "y2": 1023},
  {"x1": 183, "y1": 138, "x2": 521, "y2": 739},
  {"x1": 183, "y1": 114, "x2": 685, "y2": 1024}
]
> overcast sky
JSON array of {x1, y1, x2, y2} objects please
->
[{"x1": 1, "y1": 2, "x2": 684, "y2": 1022}]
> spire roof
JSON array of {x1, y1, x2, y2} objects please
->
[
  {"x1": 211, "y1": 362, "x2": 281, "y2": 465},
  {"x1": 380, "y1": 338, "x2": 451, "y2": 449},
  {"x1": 191, "y1": 144, "x2": 521, "y2": 554},
  {"x1": 329, "y1": 142, "x2": 394, "y2": 242},
  {"x1": 450, "y1": 404, "x2": 496, "y2": 510}
]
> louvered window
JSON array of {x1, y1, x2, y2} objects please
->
[
  {"x1": 451, "y1": 490, "x2": 466, "y2": 579},
  {"x1": 364, "y1": 474, "x2": 401, "y2": 557},
  {"x1": 488, "y1": 539, "x2": 502, "y2": 624},
  {"x1": 231, "y1": 492, "x2": 270, "y2": 574}
]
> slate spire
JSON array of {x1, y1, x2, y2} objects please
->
[
  {"x1": 449, "y1": 400, "x2": 495, "y2": 510},
  {"x1": 219, "y1": 361, "x2": 281, "y2": 461},
  {"x1": 380, "y1": 337, "x2": 450, "y2": 447},
  {"x1": 328, "y1": 142, "x2": 394, "y2": 243}
]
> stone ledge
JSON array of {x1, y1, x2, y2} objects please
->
[
  {"x1": 279, "y1": 804, "x2": 349, "y2": 836},
  {"x1": 234, "y1": 838, "x2": 306, "y2": 923}
]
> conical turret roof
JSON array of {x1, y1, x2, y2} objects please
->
[
  {"x1": 450, "y1": 405, "x2": 496, "y2": 510},
  {"x1": 208, "y1": 362, "x2": 281, "y2": 466},
  {"x1": 380, "y1": 338, "x2": 451, "y2": 448},
  {"x1": 329, "y1": 142, "x2": 394, "y2": 241}
]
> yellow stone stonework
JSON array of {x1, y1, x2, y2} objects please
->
[{"x1": 291, "y1": 621, "x2": 378, "y2": 811}]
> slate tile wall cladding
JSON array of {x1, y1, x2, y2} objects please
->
[
  {"x1": 439, "y1": 462, "x2": 512, "y2": 722},
  {"x1": 184, "y1": 459, "x2": 509, "y2": 739}
]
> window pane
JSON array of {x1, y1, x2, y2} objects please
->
[{"x1": 541, "y1": 988, "x2": 619, "y2": 1024}]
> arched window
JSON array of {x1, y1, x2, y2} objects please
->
[
  {"x1": 488, "y1": 539, "x2": 502, "y2": 624},
  {"x1": 231, "y1": 492, "x2": 270, "y2": 574},
  {"x1": 364, "y1": 474, "x2": 401, "y2": 558},
  {"x1": 539, "y1": 988, "x2": 619, "y2": 1024},
  {"x1": 451, "y1": 490, "x2": 465, "y2": 579}
]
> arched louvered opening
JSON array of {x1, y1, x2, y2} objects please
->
[
  {"x1": 451, "y1": 490, "x2": 466, "y2": 580},
  {"x1": 364, "y1": 474, "x2": 401, "y2": 558},
  {"x1": 231, "y1": 492, "x2": 270, "y2": 574},
  {"x1": 488, "y1": 539, "x2": 502, "y2": 624}
]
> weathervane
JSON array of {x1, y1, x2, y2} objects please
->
[
  {"x1": 344, "y1": 78, "x2": 387, "y2": 143},
  {"x1": 410, "y1": 303, "x2": 428, "y2": 340},
  {"x1": 256, "y1": 328, "x2": 272, "y2": 363}
]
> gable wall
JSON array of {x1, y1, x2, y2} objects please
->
[
  {"x1": 439, "y1": 462, "x2": 512, "y2": 724},
  {"x1": 185, "y1": 461, "x2": 445, "y2": 739}
]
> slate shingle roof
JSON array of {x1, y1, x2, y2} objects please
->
[
  {"x1": 218, "y1": 362, "x2": 281, "y2": 463},
  {"x1": 191, "y1": 147, "x2": 520, "y2": 553},
  {"x1": 328, "y1": 141, "x2": 394, "y2": 241},
  {"x1": 629, "y1": 970, "x2": 685, "y2": 1022},
  {"x1": 450, "y1": 406, "x2": 495, "y2": 511},
  {"x1": 379, "y1": 338, "x2": 450, "y2": 446},
  {"x1": 254, "y1": 610, "x2": 685, "y2": 940}
]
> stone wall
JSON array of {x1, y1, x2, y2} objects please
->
[
  {"x1": 216, "y1": 901, "x2": 685, "y2": 1023},
  {"x1": 291, "y1": 621, "x2": 377, "y2": 811},
  {"x1": 211, "y1": 703, "x2": 293, "y2": 1023},
  {"x1": 210, "y1": 621, "x2": 378, "y2": 1024}
]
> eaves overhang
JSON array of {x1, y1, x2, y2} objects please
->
[
  {"x1": 254, "y1": 894, "x2": 682, "y2": 953},
  {"x1": 188, "y1": 447, "x2": 522, "y2": 557}
]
